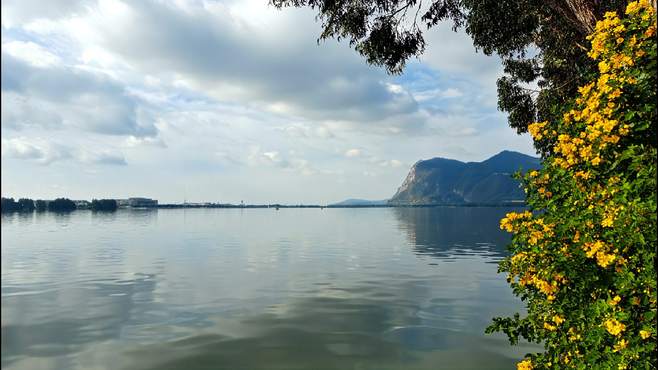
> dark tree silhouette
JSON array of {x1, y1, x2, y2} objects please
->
[
  {"x1": 35, "y1": 200, "x2": 47, "y2": 212},
  {"x1": 1, "y1": 198, "x2": 20, "y2": 213},
  {"x1": 17, "y1": 198, "x2": 35, "y2": 212},
  {"x1": 91, "y1": 199, "x2": 118, "y2": 211},
  {"x1": 47, "y1": 198, "x2": 77, "y2": 212}
]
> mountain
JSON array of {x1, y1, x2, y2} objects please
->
[
  {"x1": 389, "y1": 151, "x2": 541, "y2": 205},
  {"x1": 330, "y1": 199, "x2": 388, "y2": 206}
]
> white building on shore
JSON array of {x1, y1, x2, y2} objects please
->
[{"x1": 116, "y1": 198, "x2": 158, "y2": 208}]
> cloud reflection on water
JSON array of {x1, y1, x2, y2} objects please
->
[{"x1": 2, "y1": 208, "x2": 536, "y2": 370}]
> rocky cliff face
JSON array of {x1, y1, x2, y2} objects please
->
[{"x1": 389, "y1": 151, "x2": 541, "y2": 205}]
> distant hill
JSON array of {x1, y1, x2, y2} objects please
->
[
  {"x1": 388, "y1": 151, "x2": 540, "y2": 205},
  {"x1": 330, "y1": 199, "x2": 388, "y2": 206}
]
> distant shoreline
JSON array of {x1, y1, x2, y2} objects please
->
[
  {"x1": 2, "y1": 201, "x2": 526, "y2": 214},
  {"x1": 157, "y1": 202, "x2": 527, "y2": 209}
]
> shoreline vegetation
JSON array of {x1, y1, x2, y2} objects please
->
[{"x1": 1, "y1": 196, "x2": 526, "y2": 213}]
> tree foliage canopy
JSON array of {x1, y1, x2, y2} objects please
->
[
  {"x1": 47, "y1": 198, "x2": 77, "y2": 212},
  {"x1": 272, "y1": 0, "x2": 641, "y2": 154},
  {"x1": 1, "y1": 197, "x2": 35, "y2": 213},
  {"x1": 35, "y1": 200, "x2": 47, "y2": 212},
  {"x1": 91, "y1": 199, "x2": 118, "y2": 212}
]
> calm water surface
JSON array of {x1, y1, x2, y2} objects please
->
[{"x1": 1, "y1": 207, "x2": 538, "y2": 370}]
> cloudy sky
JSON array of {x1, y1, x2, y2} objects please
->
[{"x1": 1, "y1": 0, "x2": 535, "y2": 204}]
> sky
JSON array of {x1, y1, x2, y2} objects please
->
[{"x1": 0, "y1": 0, "x2": 536, "y2": 204}]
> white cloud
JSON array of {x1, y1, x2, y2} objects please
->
[
  {"x1": 29, "y1": 0, "x2": 422, "y2": 126},
  {"x1": 1, "y1": 137, "x2": 127, "y2": 166},
  {"x1": 281, "y1": 124, "x2": 335, "y2": 139},
  {"x1": 377, "y1": 159, "x2": 405, "y2": 168},
  {"x1": 123, "y1": 135, "x2": 166, "y2": 148},
  {"x1": 1, "y1": 0, "x2": 93, "y2": 28},
  {"x1": 452, "y1": 127, "x2": 479, "y2": 137},
  {"x1": 2, "y1": 52, "x2": 156, "y2": 137},
  {"x1": 1, "y1": 137, "x2": 71, "y2": 164},
  {"x1": 2, "y1": 41, "x2": 62, "y2": 67},
  {"x1": 79, "y1": 150, "x2": 127, "y2": 165},
  {"x1": 440, "y1": 88, "x2": 463, "y2": 98},
  {"x1": 386, "y1": 83, "x2": 405, "y2": 94},
  {"x1": 421, "y1": 24, "x2": 503, "y2": 85},
  {"x1": 262, "y1": 151, "x2": 281, "y2": 162},
  {"x1": 344, "y1": 149, "x2": 361, "y2": 158},
  {"x1": 413, "y1": 87, "x2": 464, "y2": 101},
  {"x1": 0, "y1": 0, "x2": 536, "y2": 203},
  {"x1": 247, "y1": 147, "x2": 286, "y2": 167}
]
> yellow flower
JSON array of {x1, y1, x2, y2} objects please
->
[
  {"x1": 626, "y1": 1, "x2": 642, "y2": 15},
  {"x1": 609, "y1": 295, "x2": 621, "y2": 305},
  {"x1": 598, "y1": 61, "x2": 610, "y2": 73},
  {"x1": 528, "y1": 121, "x2": 548, "y2": 140},
  {"x1": 544, "y1": 322, "x2": 557, "y2": 331},
  {"x1": 578, "y1": 83, "x2": 594, "y2": 96},
  {"x1": 517, "y1": 359, "x2": 533, "y2": 370},
  {"x1": 609, "y1": 89, "x2": 622, "y2": 99},
  {"x1": 601, "y1": 214, "x2": 615, "y2": 227},
  {"x1": 604, "y1": 318, "x2": 626, "y2": 336},
  {"x1": 511, "y1": 252, "x2": 527, "y2": 266},
  {"x1": 583, "y1": 241, "x2": 605, "y2": 258},
  {"x1": 640, "y1": 330, "x2": 651, "y2": 339},
  {"x1": 499, "y1": 211, "x2": 532, "y2": 232},
  {"x1": 553, "y1": 315, "x2": 565, "y2": 325},
  {"x1": 613, "y1": 339, "x2": 628, "y2": 352},
  {"x1": 602, "y1": 119, "x2": 618, "y2": 132},
  {"x1": 598, "y1": 73, "x2": 610, "y2": 87},
  {"x1": 519, "y1": 273, "x2": 533, "y2": 287},
  {"x1": 568, "y1": 327, "x2": 582, "y2": 341},
  {"x1": 596, "y1": 251, "x2": 616, "y2": 267}
]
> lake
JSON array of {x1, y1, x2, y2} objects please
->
[{"x1": 1, "y1": 207, "x2": 538, "y2": 370}]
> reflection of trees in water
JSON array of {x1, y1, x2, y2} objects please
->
[
  {"x1": 2, "y1": 209, "x2": 159, "y2": 230},
  {"x1": 92, "y1": 208, "x2": 159, "y2": 225},
  {"x1": 1, "y1": 273, "x2": 158, "y2": 368},
  {"x1": 1, "y1": 211, "x2": 36, "y2": 226},
  {"x1": 393, "y1": 207, "x2": 524, "y2": 258}
]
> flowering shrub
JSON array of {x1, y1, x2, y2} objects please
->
[{"x1": 487, "y1": 1, "x2": 657, "y2": 369}]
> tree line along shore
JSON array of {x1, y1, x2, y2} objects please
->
[
  {"x1": 1, "y1": 196, "x2": 527, "y2": 213},
  {"x1": 1, "y1": 197, "x2": 117, "y2": 212}
]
